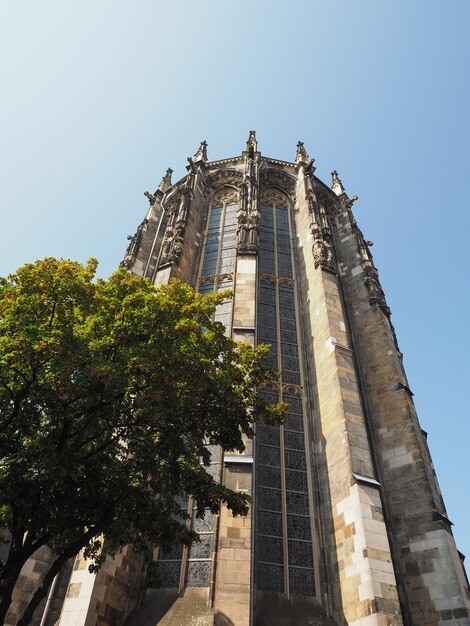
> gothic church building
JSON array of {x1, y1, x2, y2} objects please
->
[{"x1": 12, "y1": 134, "x2": 470, "y2": 626}]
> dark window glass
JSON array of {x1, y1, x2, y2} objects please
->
[
  {"x1": 255, "y1": 197, "x2": 315, "y2": 597},
  {"x1": 285, "y1": 469, "x2": 309, "y2": 493},
  {"x1": 257, "y1": 464, "x2": 282, "y2": 489},
  {"x1": 258, "y1": 487, "x2": 282, "y2": 512},
  {"x1": 285, "y1": 449, "x2": 307, "y2": 472},
  {"x1": 287, "y1": 514, "x2": 312, "y2": 541},
  {"x1": 281, "y1": 343, "x2": 299, "y2": 358},
  {"x1": 284, "y1": 431, "x2": 305, "y2": 451},
  {"x1": 257, "y1": 424, "x2": 280, "y2": 447},
  {"x1": 284, "y1": 395, "x2": 303, "y2": 413},
  {"x1": 284, "y1": 413, "x2": 304, "y2": 432},
  {"x1": 288, "y1": 540, "x2": 314, "y2": 568},
  {"x1": 257, "y1": 535, "x2": 284, "y2": 564},
  {"x1": 256, "y1": 562, "x2": 284, "y2": 593},
  {"x1": 289, "y1": 567, "x2": 315, "y2": 597},
  {"x1": 157, "y1": 561, "x2": 181, "y2": 588},
  {"x1": 257, "y1": 510, "x2": 283, "y2": 537},
  {"x1": 258, "y1": 445, "x2": 281, "y2": 467},
  {"x1": 286, "y1": 491, "x2": 310, "y2": 516},
  {"x1": 282, "y1": 370, "x2": 301, "y2": 385}
]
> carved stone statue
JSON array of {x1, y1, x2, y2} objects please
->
[
  {"x1": 364, "y1": 273, "x2": 381, "y2": 301},
  {"x1": 169, "y1": 222, "x2": 185, "y2": 262},
  {"x1": 363, "y1": 266, "x2": 384, "y2": 304},
  {"x1": 159, "y1": 227, "x2": 174, "y2": 265},
  {"x1": 159, "y1": 220, "x2": 186, "y2": 266},
  {"x1": 323, "y1": 235, "x2": 334, "y2": 266},
  {"x1": 247, "y1": 212, "x2": 260, "y2": 252},
  {"x1": 313, "y1": 235, "x2": 325, "y2": 267},
  {"x1": 312, "y1": 230, "x2": 335, "y2": 273},
  {"x1": 236, "y1": 210, "x2": 249, "y2": 250}
]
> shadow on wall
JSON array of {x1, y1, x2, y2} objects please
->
[{"x1": 214, "y1": 612, "x2": 234, "y2": 626}]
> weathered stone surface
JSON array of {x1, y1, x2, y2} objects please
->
[{"x1": 11, "y1": 138, "x2": 470, "y2": 626}]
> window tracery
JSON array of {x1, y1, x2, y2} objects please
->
[{"x1": 255, "y1": 191, "x2": 316, "y2": 598}]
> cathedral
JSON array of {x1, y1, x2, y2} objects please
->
[{"x1": 9, "y1": 134, "x2": 470, "y2": 625}]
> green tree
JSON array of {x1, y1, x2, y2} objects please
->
[{"x1": 0, "y1": 258, "x2": 284, "y2": 625}]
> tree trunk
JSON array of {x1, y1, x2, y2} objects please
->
[
  {"x1": 16, "y1": 552, "x2": 70, "y2": 626},
  {"x1": 17, "y1": 526, "x2": 102, "y2": 626},
  {"x1": 0, "y1": 552, "x2": 30, "y2": 626}
]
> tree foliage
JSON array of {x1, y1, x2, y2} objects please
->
[{"x1": 0, "y1": 258, "x2": 285, "y2": 625}]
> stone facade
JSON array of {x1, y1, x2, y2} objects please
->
[{"x1": 9, "y1": 134, "x2": 470, "y2": 625}]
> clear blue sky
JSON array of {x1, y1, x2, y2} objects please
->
[{"x1": 1, "y1": 1, "x2": 469, "y2": 560}]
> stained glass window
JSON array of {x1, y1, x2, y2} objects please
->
[
  {"x1": 156, "y1": 561, "x2": 182, "y2": 588},
  {"x1": 255, "y1": 193, "x2": 316, "y2": 598},
  {"x1": 289, "y1": 567, "x2": 315, "y2": 596},
  {"x1": 199, "y1": 197, "x2": 237, "y2": 336},
  {"x1": 186, "y1": 561, "x2": 212, "y2": 587},
  {"x1": 256, "y1": 562, "x2": 284, "y2": 593}
]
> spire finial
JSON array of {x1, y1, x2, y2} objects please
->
[
  {"x1": 331, "y1": 170, "x2": 346, "y2": 196},
  {"x1": 194, "y1": 140, "x2": 208, "y2": 164},
  {"x1": 296, "y1": 141, "x2": 310, "y2": 166},
  {"x1": 157, "y1": 167, "x2": 173, "y2": 193},
  {"x1": 246, "y1": 131, "x2": 258, "y2": 154}
]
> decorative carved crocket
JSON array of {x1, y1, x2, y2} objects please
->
[
  {"x1": 120, "y1": 219, "x2": 148, "y2": 269},
  {"x1": 363, "y1": 265, "x2": 390, "y2": 315}
]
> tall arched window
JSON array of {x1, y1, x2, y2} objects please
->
[
  {"x1": 198, "y1": 188, "x2": 238, "y2": 332},
  {"x1": 255, "y1": 188, "x2": 317, "y2": 599}
]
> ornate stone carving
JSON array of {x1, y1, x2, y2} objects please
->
[
  {"x1": 316, "y1": 187, "x2": 338, "y2": 216},
  {"x1": 205, "y1": 169, "x2": 244, "y2": 193},
  {"x1": 199, "y1": 275, "x2": 215, "y2": 285},
  {"x1": 260, "y1": 167, "x2": 296, "y2": 196},
  {"x1": 282, "y1": 383, "x2": 303, "y2": 397},
  {"x1": 217, "y1": 273, "x2": 234, "y2": 283},
  {"x1": 213, "y1": 187, "x2": 238, "y2": 206},
  {"x1": 246, "y1": 130, "x2": 258, "y2": 156},
  {"x1": 157, "y1": 157, "x2": 198, "y2": 268},
  {"x1": 331, "y1": 170, "x2": 346, "y2": 196},
  {"x1": 121, "y1": 219, "x2": 148, "y2": 269},
  {"x1": 159, "y1": 226, "x2": 174, "y2": 265},
  {"x1": 259, "y1": 273, "x2": 277, "y2": 284},
  {"x1": 246, "y1": 211, "x2": 260, "y2": 252},
  {"x1": 237, "y1": 138, "x2": 260, "y2": 254},
  {"x1": 258, "y1": 275, "x2": 295, "y2": 286},
  {"x1": 346, "y1": 194, "x2": 359, "y2": 209},
  {"x1": 194, "y1": 140, "x2": 208, "y2": 164},
  {"x1": 363, "y1": 265, "x2": 390, "y2": 315},
  {"x1": 295, "y1": 141, "x2": 310, "y2": 166},
  {"x1": 312, "y1": 229, "x2": 335, "y2": 273},
  {"x1": 144, "y1": 191, "x2": 155, "y2": 205},
  {"x1": 159, "y1": 221, "x2": 185, "y2": 266},
  {"x1": 198, "y1": 273, "x2": 234, "y2": 288},
  {"x1": 350, "y1": 213, "x2": 396, "y2": 345},
  {"x1": 157, "y1": 168, "x2": 173, "y2": 193},
  {"x1": 164, "y1": 193, "x2": 181, "y2": 222},
  {"x1": 186, "y1": 156, "x2": 197, "y2": 175},
  {"x1": 303, "y1": 167, "x2": 337, "y2": 275},
  {"x1": 236, "y1": 208, "x2": 249, "y2": 249},
  {"x1": 261, "y1": 188, "x2": 289, "y2": 207}
]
